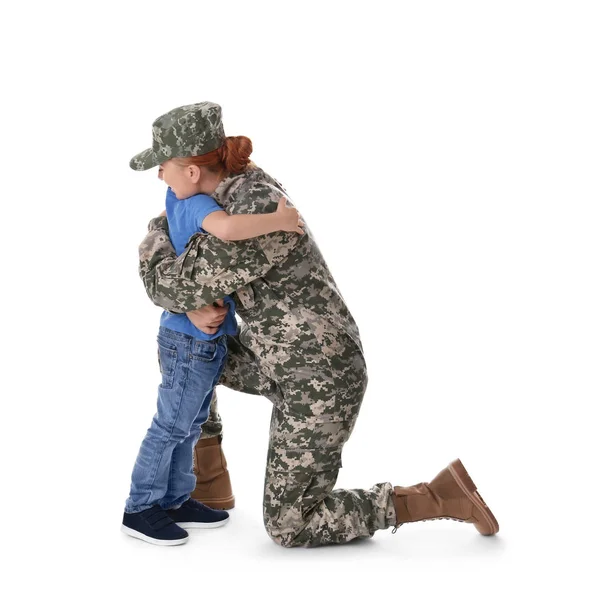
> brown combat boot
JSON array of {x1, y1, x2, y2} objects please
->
[
  {"x1": 392, "y1": 458, "x2": 499, "y2": 535},
  {"x1": 190, "y1": 436, "x2": 235, "y2": 510}
]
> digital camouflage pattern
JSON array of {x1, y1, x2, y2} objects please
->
[
  {"x1": 129, "y1": 102, "x2": 226, "y2": 171},
  {"x1": 138, "y1": 164, "x2": 397, "y2": 547}
]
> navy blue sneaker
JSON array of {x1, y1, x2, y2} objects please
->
[
  {"x1": 121, "y1": 506, "x2": 189, "y2": 546},
  {"x1": 166, "y1": 498, "x2": 230, "y2": 529}
]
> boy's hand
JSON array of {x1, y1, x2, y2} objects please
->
[
  {"x1": 186, "y1": 300, "x2": 228, "y2": 334},
  {"x1": 158, "y1": 210, "x2": 167, "y2": 217},
  {"x1": 275, "y1": 197, "x2": 305, "y2": 235}
]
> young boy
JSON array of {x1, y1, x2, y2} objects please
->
[{"x1": 122, "y1": 162, "x2": 304, "y2": 546}]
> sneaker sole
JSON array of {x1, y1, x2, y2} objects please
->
[
  {"x1": 121, "y1": 524, "x2": 189, "y2": 546},
  {"x1": 176, "y1": 515, "x2": 229, "y2": 529},
  {"x1": 448, "y1": 459, "x2": 500, "y2": 536}
]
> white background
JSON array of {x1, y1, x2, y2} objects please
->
[{"x1": 2, "y1": 1, "x2": 599, "y2": 588}]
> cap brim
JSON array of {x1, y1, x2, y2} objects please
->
[{"x1": 129, "y1": 148, "x2": 159, "y2": 171}]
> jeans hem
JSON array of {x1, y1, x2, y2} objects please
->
[
  {"x1": 124, "y1": 503, "x2": 155, "y2": 514},
  {"x1": 159, "y1": 495, "x2": 189, "y2": 511}
]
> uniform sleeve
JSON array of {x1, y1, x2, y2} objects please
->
[
  {"x1": 138, "y1": 181, "x2": 303, "y2": 313},
  {"x1": 221, "y1": 179, "x2": 301, "y2": 263}
]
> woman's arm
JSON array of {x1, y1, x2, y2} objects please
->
[{"x1": 138, "y1": 183, "x2": 303, "y2": 313}]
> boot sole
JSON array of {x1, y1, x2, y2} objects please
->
[
  {"x1": 190, "y1": 495, "x2": 235, "y2": 510},
  {"x1": 121, "y1": 525, "x2": 188, "y2": 546},
  {"x1": 448, "y1": 459, "x2": 499, "y2": 535}
]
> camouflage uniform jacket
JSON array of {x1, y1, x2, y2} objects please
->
[{"x1": 138, "y1": 163, "x2": 365, "y2": 421}]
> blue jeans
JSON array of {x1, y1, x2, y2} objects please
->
[{"x1": 125, "y1": 327, "x2": 228, "y2": 513}]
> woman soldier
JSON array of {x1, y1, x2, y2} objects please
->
[{"x1": 132, "y1": 101, "x2": 499, "y2": 548}]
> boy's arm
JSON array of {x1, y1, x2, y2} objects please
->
[
  {"x1": 202, "y1": 196, "x2": 304, "y2": 241},
  {"x1": 139, "y1": 183, "x2": 305, "y2": 314}
]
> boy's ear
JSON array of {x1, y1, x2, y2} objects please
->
[{"x1": 190, "y1": 165, "x2": 202, "y2": 182}]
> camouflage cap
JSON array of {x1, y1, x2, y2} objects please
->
[{"x1": 129, "y1": 102, "x2": 226, "y2": 171}]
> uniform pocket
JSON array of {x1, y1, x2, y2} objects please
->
[
  {"x1": 263, "y1": 469, "x2": 337, "y2": 546},
  {"x1": 263, "y1": 471, "x2": 313, "y2": 533},
  {"x1": 157, "y1": 337, "x2": 177, "y2": 389},
  {"x1": 236, "y1": 284, "x2": 256, "y2": 310}
]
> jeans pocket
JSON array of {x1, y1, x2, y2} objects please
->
[
  {"x1": 157, "y1": 338, "x2": 177, "y2": 389},
  {"x1": 191, "y1": 340, "x2": 219, "y2": 363}
]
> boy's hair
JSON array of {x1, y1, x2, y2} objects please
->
[{"x1": 173, "y1": 136, "x2": 253, "y2": 175}]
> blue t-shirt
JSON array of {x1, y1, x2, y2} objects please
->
[{"x1": 159, "y1": 187, "x2": 237, "y2": 341}]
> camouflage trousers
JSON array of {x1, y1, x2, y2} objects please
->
[{"x1": 200, "y1": 329, "x2": 396, "y2": 548}]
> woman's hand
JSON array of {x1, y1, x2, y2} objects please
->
[
  {"x1": 186, "y1": 299, "x2": 229, "y2": 334},
  {"x1": 275, "y1": 196, "x2": 305, "y2": 235}
]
